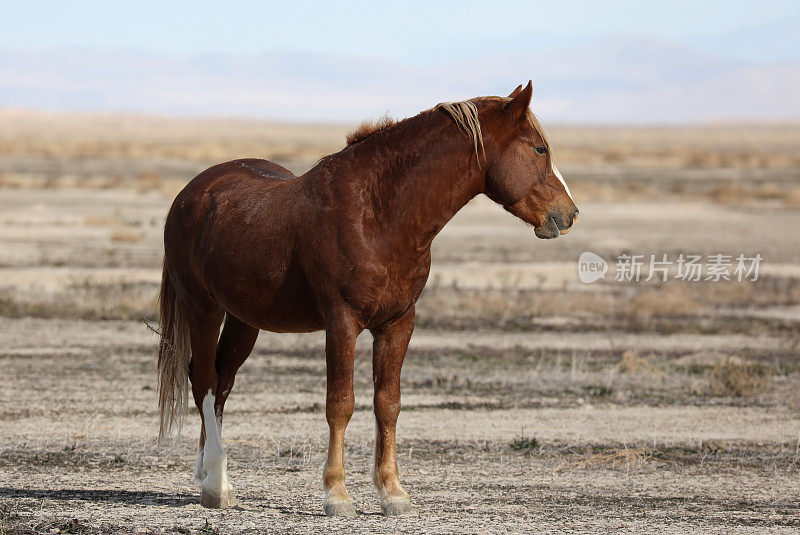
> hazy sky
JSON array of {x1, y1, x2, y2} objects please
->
[{"x1": 1, "y1": 0, "x2": 798, "y2": 63}]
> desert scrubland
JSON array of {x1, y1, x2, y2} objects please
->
[{"x1": 0, "y1": 110, "x2": 799, "y2": 534}]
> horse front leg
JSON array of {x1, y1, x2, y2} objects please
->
[
  {"x1": 322, "y1": 309, "x2": 361, "y2": 517},
  {"x1": 370, "y1": 306, "x2": 415, "y2": 516}
]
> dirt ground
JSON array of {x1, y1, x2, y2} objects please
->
[{"x1": 1, "y1": 115, "x2": 799, "y2": 534}]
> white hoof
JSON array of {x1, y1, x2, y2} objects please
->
[{"x1": 201, "y1": 487, "x2": 237, "y2": 509}]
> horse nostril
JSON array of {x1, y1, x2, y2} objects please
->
[{"x1": 559, "y1": 209, "x2": 579, "y2": 233}]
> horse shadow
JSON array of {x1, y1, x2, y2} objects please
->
[
  {"x1": 0, "y1": 487, "x2": 196, "y2": 507},
  {"x1": 0, "y1": 487, "x2": 329, "y2": 516}
]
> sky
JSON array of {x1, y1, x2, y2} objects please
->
[
  {"x1": 1, "y1": 1, "x2": 798, "y2": 122},
  {"x1": 1, "y1": 0, "x2": 798, "y2": 63}
]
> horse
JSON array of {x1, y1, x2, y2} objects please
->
[{"x1": 156, "y1": 81, "x2": 578, "y2": 516}]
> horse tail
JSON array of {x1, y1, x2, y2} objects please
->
[{"x1": 157, "y1": 260, "x2": 191, "y2": 444}]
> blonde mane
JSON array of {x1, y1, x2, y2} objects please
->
[
  {"x1": 346, "y1": 100, "x2": 485, "y2": 161},
  {"x1": 344, "y1": 98, "x2": 553, "y2": 175},
  {"x1": 435, "y1": 100, "x2": 484, "y2": 159}
]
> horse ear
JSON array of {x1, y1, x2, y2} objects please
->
[
  {"x1": 503, "y1": 80, "x2": 532, "y2": 120},
  {"x1": 508, "y1": 84, "x2": 523, "y2": 98}
]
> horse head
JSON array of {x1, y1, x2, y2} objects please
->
[{"x1": 482, "y1": 81, "x2": 579, "y2": 239}]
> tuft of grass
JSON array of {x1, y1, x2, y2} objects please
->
[
  {"x1": 56, "y1": 518, "x2": 91, "y2": 534},
  {"x1": 583, "y1": 385, "x2": 614, "y2": 398},
  {"x1": 510, "y1": 435, "x2": 540, "y2": 452},
  {"x1": 553, "y1": 447, "x2": 651, "y2": 473},
  {"x1": 197, "y1": 519, "x2": 220, "y2": 535},
  {"x1": 708, "y1": 357, "x2": 767, "y2": 397},
  {"x1": 109, "y1": 228, "x2": 145, "y2": 243}
]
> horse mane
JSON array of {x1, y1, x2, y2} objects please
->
[
  {"x1": 435, "y1": 100, "x2": 484, "y2": 158},
  {"x1": 345, "y1": 98, "x2": 551, "y2": 170},
  {"x1": 346, "y1": 99, "x2": 486, "y2": 163},
  {"x1": 346, "y1": 114, "x2": 396, "y2": 145}
]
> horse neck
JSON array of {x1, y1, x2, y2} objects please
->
[{"x1": 360, "y1": 123, "x2": 485, "y2": 251}]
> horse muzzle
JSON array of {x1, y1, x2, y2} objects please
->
[{"x1": 535, "y1": 208, "x2": 579, "y2": 239}]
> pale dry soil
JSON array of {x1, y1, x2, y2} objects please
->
[
  {"x1": 1, "y1": 317, "x2": 799, "y2": 534},
  {"x1": 1, "y1": 170, "x2": 800, "y2": 533}
]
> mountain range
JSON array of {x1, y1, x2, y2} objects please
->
[{"x1": 1, "y1": 36, "x2": 797, "y2": 123}]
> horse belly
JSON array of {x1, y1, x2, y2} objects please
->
[
  {"x1": 229, "y1": 285, "x2": 323, "y2": 333},
  {"x1": 207, "y1": 257, "x2": 324, "y2": 333}
]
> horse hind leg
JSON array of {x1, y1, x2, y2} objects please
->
[
  {"x1": 196, "y1": 313, "x2": 258, "y2": 484},
  {"x1": 187, "y1": 307, "x2": 238, "y2": 509},
  {"x1": 213, "y1": 313, "x2": 259, "y2": 424},
  {"x1": 192, "y1": 312, "x2": 259, "y2": 507}
]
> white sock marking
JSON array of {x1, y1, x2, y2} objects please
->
[
  {"x1": 201, "y1": 391, "x2": 232, "y2": 494},
  {"x1": 193, "y1": 444, "x2": 205, "y2": 483}
]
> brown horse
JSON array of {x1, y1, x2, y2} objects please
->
[{"x1": 157, "y1": 81, "x2": 578, "y2": 516}]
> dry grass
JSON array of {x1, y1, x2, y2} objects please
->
[
  {"x1": 627, "y1": 284, "x2": 703, "y2": 318},
  {"x1": 708, "y1": 357, "x2": 768, "y2": 397},
  {"x1": 0, "y1": 272, "x2": 794, "y2": 342},
  {"x1": 705, "y1": 181, "x2": 800, "y2": 208},
  {"x1": 84, "y1": 214, "x2": 124, "y2": 227},
  {"x1": 109, "y1": 228, "x2": 145, "y2": 243},
  {"x1": 1, "y1": 112, "x2": 799, "y2": 209},
  {"x1": 416, "y1": 276, "x2": 800, "y2": 333},
  {"x1": 572, "y1": 177, "x2": 800, "y2": 209},
  {"x1": 552, "y1": 448, "x2": 654, "y2": 473},
  {"x1": 0, "y1": 278, "x2": 157, "y2": 320},
  {"x1": 618, "y1": 350, "x2": 662, "y2": 375},
  {"x1": 0, "y1": 110, "x2": 347, "y2": 163},
  {"x1": 2, "y1": 111, "x2": 798, "y2": 171},
  {"x1": 548, "y1": 123, "x2": 800, "y2": 171}
]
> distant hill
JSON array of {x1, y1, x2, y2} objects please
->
[{"x1": 1, "y1": 36, "x2": 797, "y2": 123}]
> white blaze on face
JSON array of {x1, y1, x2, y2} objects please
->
[
  {"x1": 200, "y1": 391, "x2": 232, "y2": 494},
  {"x1": 551, "y1": 159, "x2": 574, "y2": 203}
]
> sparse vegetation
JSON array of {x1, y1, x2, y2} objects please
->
[
  {"x1": 109, "y1": 228, "x2": 145, "y2": 243},
  {"x1": 1, "y1": 113, "x2": 798, "y2": 532},
  {"x1": 0, "y1": 278, "x2": 158, "y2": 320},
  {"x1": 708, "y1": 357, "x2": 768, "y2": 397},
  {"x1": 509, "y1": 435, "x2": 540, "y2": 452}
]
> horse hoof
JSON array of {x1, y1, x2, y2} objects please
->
[
  {"x1": 201, "y1": 489, "x2": 238, "y2": 509},
  {"x1": 324, "y1": 500, "x2": 357, "y2": 518},
  {"x1": 381, "y1": 498, "x2": 414, "y2": 516}
]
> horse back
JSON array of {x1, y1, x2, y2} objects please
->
[{"x1": 230, "y1": 158, "x2": 295, "y2": 181}]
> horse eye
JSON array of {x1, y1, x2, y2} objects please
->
[{"x1": 535, "y1": 146, "x2": 548, "y2": 155}]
